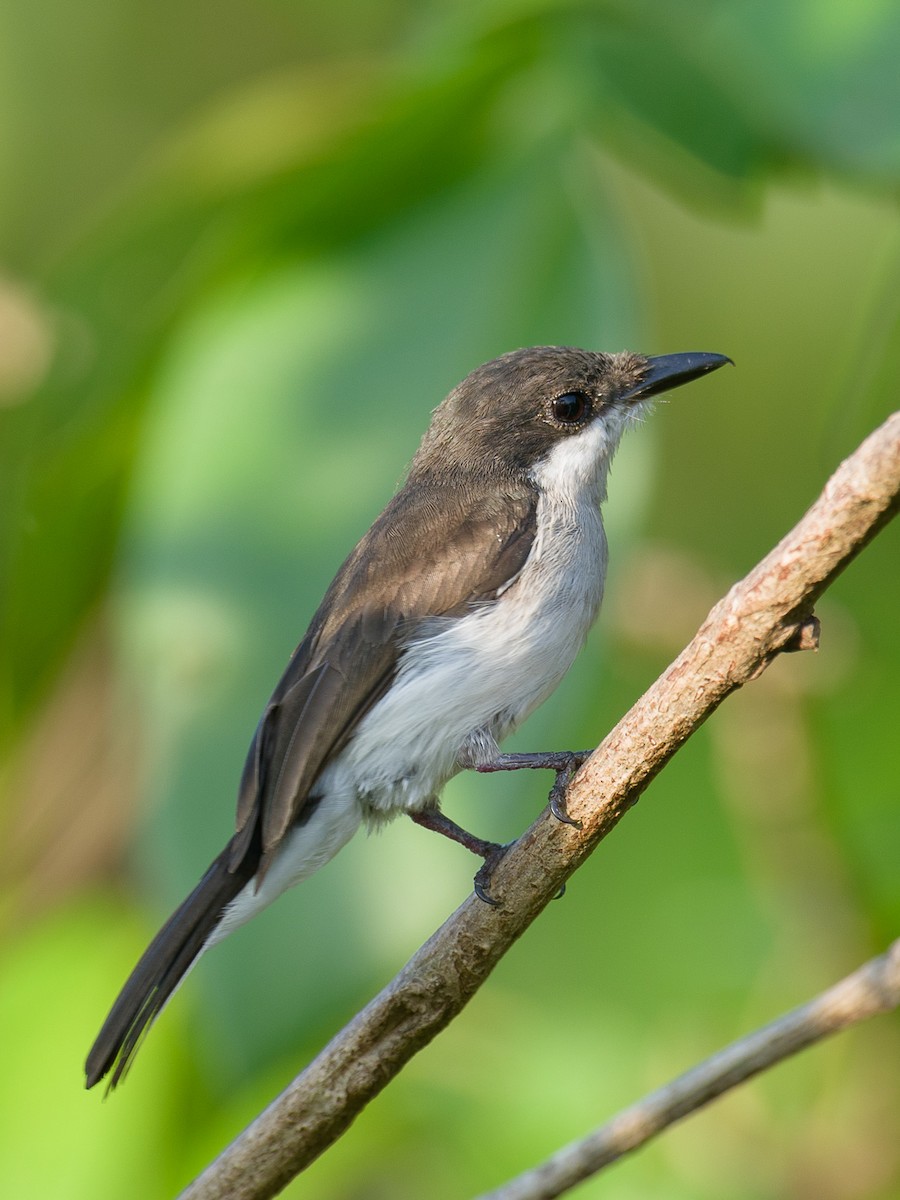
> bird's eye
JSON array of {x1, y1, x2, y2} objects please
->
[{"x1": 551, "y1": 391, "x2": 591, "y2": 425}]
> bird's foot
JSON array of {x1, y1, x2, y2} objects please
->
[
  {"x1": 408, "y1": 807, "x2": 513, "y2": 906},
  {"x1": 472, "y1": 842, "x2": 515, "y2": 906},
  {"x1": 475, "y1": 749, "x2": 591, "y2": 828}
]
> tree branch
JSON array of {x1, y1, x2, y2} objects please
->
[
  {"x1": 477, "y1": 938, "x2": 900, "y2": 1200},
  {"x1": 178, "y1": 412, "x2": 900, "y2": 1200}
]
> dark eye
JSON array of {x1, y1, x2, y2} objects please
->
[{"x1": 551, "y1": 391, "x2": 591, "y2": 425}]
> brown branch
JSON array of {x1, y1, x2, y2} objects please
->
[
  {"x1": 178, "y1": 412, "x2": 900, "y2": 1200},
  {"x1": 477, "y1": 938, "x2": 900, "y2": 1200}
]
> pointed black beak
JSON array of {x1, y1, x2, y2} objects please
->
[{"x1": 622, "y1": 352, "x2": 732, "y2": 402}]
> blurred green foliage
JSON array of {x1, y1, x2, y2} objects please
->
[{"x1": 1, "y1": 1, "x2": 898, "y2": 1197}]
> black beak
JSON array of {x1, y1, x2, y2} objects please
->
[{"x1": 622, "y1": 352, "x2": 732, "y2": 402}]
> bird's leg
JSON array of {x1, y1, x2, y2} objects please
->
[
  {"x1": 423, "y1": 741, "x2": 593, "y2": 905},
  {"x1": 475, "y1": 750, "x2": 592, "y2": 827},
  {"x1": 408, "y1": 807, "x2": 513, "y2": 906},
  {"x1": 409, "y1": 805, "x2": 500, "y2": 859}
]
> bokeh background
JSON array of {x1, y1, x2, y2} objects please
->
[{"x1": 1, "y1": 2, "x2": 898, "y2": 1197}]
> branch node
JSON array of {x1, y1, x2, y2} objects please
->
[{"x1": 783, "y1": 613, "x2": 821, "y2": 654}]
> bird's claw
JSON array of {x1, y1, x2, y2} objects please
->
[
  {"x1": 548, "y1": 753, "x2": 589, "y2": 828},
  {"x1": 473, "y1": 841, "x2": 515, "y2": 906},
  {"x1": 474, "y1": 844, "x2": 567, "y2": 904},
  {"x1": 549, "y1": 776, "x2": 581, "y2": 827}
]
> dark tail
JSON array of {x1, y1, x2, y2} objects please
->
[{"x1": 85, "y1": 836, "x2": 258, "y2": 1090}]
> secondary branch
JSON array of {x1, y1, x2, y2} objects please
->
[{"x1": 478, "y1": 938, "x2": 900, "y2": 1200}]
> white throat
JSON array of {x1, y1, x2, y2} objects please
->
[{"x1": 529, "y1": 408, "x2": 633, "y2": 506}]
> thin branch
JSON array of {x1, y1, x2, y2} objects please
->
[
  {"x1": 477, "y1": 938, "x2": 900, "y2": 1200},
  {"x1": 178, "y1": 412, "x2": 900, "y2": 1200}
]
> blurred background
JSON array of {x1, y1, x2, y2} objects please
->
[{"x1": 1, "y1": 1, "x2": 898, "y2": 1197}]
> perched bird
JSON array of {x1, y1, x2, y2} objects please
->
[{"x1": 86, "y1": 345, "x2": 729, "y2": 1088}]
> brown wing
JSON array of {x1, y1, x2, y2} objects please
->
[{"x1": 230, "y1": 479, "x2": 538, "y2": 874}]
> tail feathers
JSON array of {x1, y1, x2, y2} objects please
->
[{"x1": 85, "y1": 839, "x2": 257, "y2": 1090}]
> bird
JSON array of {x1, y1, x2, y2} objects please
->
[{"x1": 85, "y1": 344, "x2": 729, "y2": 1089}]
